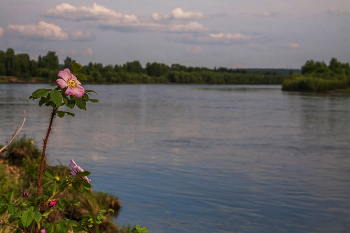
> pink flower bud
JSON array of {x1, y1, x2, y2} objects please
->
[
  {"x1": 49, "y1": 200, "x2": 57, "y2": 207},
  {"x1": 23, "y1": 192, "x2": 29, "y2": 198}
]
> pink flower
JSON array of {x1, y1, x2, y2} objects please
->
[
  {"x1": 49, "y1": 200, "x2": 57, "y2": 207},
  {"x1": 41, "y1": 229, "x2": 46, "y2": 233},
  {"x1": 23, "y1": 192, "x2": 28, "y2": 198},
  {"x1": 68, "y1": 159, "x2": 91, "y2": 183},
  {"x1": 56, "y1": 68, "x2": 84, "y2": 98}
]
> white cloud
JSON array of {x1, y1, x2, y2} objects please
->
[
  {"x1": 288, "y1": 43, "x2": 300, "y2": 48},
  {"x1": 0, "y1": 27, "x2": 3, "y2": 37},
  {"x1": 256, "y1": 12, "x2": 280, "y2": 18},
  {"x1": 4, "y1": 21, "x2": 93, "y2": 41},
  {"x1": 70, "y1": 30, "x2": 94, "y2": 41},
  {"x1": 152, "y1": 13, "x2": 169, "y2": 21},
  {"x1": 171, "y1": 8, "x2": 204, "y2": 20},
  {"x1": 152, "y1": 8, "x2": 204, "y2": 21},
  {"x1": 209, "y1": 33, "x2": 250, "y2": 40},
  {"x1": 167, "y1": 32, "x2": 251, "y2": 45},
  {"x1": 6, "y1": 21, "x2": 68, "y2": 40},
  {"x1": 86, "y1": 48, "x2": 93, "y2": 55},
  {"x1": 45, "y1": 3, "x2": 126, "y2": 21},
  {"x1": 45, "y1": 3, "x2": 207, "y2": 33},
  {"x1": 170, "y1": 22, "x2": 207, "y2": 32}
]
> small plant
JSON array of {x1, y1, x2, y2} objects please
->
[{"x1": 0, "y1": 64, "x2": 147, "y2": 233}]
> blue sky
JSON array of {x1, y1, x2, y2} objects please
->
[{"x1": 0, "y1": 0, "x2": 349, "y2": 68}]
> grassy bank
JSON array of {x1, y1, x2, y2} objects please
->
[
  {"x1": 282, "y1": 73, "x2": 350, "y2": 92},
  {"x1": 282, "y1": 58, "x2": 350, "y2": 92},
  {"x1": 0, "y1": 135, "x2": 133, "y2": 233}
]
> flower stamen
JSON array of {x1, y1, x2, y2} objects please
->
[{"x1": 67, "y1": 77, "x2": 78, "y2": 87}]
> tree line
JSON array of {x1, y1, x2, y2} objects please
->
[
  {"x1": 282, "y1": 58, "x2": 350, "y2": 91},
  {"x1": 0, "y1": 48, "x2": 291, "y2": 84}
]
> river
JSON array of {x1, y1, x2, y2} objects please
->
[{"x1": 1, "y1": 84, "x2": 350, "y2": 233}]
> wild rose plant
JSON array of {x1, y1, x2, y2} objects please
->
[{"x1": 0, "y1": 63, "x2": 148, "y2": 233}]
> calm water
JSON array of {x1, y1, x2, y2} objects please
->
[{"x1": 1, "y1": 84, "x2": 350, "y2": 233}]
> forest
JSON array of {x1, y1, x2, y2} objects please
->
[
  {"x1": 0, "y1": 48, "x2": 291, "y2": 85},
  {"x1": 282, "y1": 58, "x2": 350, "y2": 92}
]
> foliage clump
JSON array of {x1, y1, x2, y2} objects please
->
[
  {"x1": 0, "y1": 136, "x2": 126, "y2": 232},
  {"x1": 282, "y1": 58, "x2": 350, "y2": 92}
]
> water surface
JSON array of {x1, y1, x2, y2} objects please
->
[{"x1": 1, "y1": 84, "x2": 350, "y2": 233}]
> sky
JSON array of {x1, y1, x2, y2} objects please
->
[{"x1": 0, "y1": 0, "x2": 349, "y2": 69}]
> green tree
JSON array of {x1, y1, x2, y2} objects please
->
[{"x1": 42, "y1": 51, "x2": 59, "y2": 70}]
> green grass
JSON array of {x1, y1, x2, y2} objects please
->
[
  {"x1": 0, "y1": 135, "x2": 133, "y2": 233},
  {"x1": 282, "y1": 73, "x2": 350, "y2": 92}
]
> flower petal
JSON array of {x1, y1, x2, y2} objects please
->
[
  {"x1": 66, "y1": 86, "x2": 85, "y2": 98},
  {"x1": 57, "y1": 68, "x2": 72, "y2": 81},
  {"x1": 70, "y1": 170, "x2": 77, "y2": 176},
  {"x1": 56, "y1": 78, "x2": 68, "y2": 88},
  {"x1": 74, "y1": 166, "x2": 84, "y2": 173},
  {"x1": 68, "y1": 160, "x2": 77, "y2": 170}
]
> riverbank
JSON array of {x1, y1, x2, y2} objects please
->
[
  {"x1": 0, "y1": 135, "x2": 132, "y2": 233},
  {"x1": 0, "y1": 76, "x2": 51, "y2": 84}
]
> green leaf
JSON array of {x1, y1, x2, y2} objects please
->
[
  {"x1": 132, "y1": 225, "x2": 148, "y2": 233},
  {"x1": 0, "y1": 203, "x2": 6, "y2": 209},
  {"x1": 45, "y1": 167, "x2": 55, "y2": 177},
  {"x1": 8, "y1": 211, "x2": 22, "y2": 223},
  {"x1": 8, "y1": 204, "x2": 16, "y2": 214},
  {"x1": 50, "y1": 90, "x2": 63, "y2": 107},
  {"x1": 56, "y1": 222, "x2": 67, "y2": 233},
  {"x1": 72, "y1": 71, "x2": 87, "y2": 81},
  {"x1": 75, "y1": 98, "x2": 86, "y2": 110},
  {"x1": 17, "y1": 219, "x2": 25, "y2": 228},
  {"x1": 68, "y1": 220, "x2": 78, "y2": 227},
  {"x1": 57, "y1": 111, "x2": 65, "y2": 118},
  {"x1": 0, "y1": 204, "x2": 7, "y2": 215},
  {"x1": 21, "y1": 210, "x2": 34, "y2": 227},
  {"x1": 65, "y1": 112, "x2": 75, "y2": 117},
  {"x1": 39, "y1": 97, "x2": 46, "y2": 106},
  {"x1": 44, "y1": 171, "x2": 55, "y2": 179},
  {"x1": 46, "y1": 223, "x2": 55, "y2": 233},
  {"x1": 58, "y1": 200, "x2": 66, "y2": 212},
  {"x1": 63, "y1": 95, "x2": 69, "y2": 105},
  {"x1": 32, "y1": 89, "x2": 50, "y2": 98},
  {"x1": 85, "y1": 90, "x2": 98, "y2": 95},
  {"x1": 67, "y1": 99, "x2": 75, "y2": 109},
  {"x1": 108, "y1": 209, "x2": 114, "y2": 213},
  {"x1": 34, "y1": 211, "x2": 42, "y2": 223},
  {"x1": 72, "y1": 63, "x2": 82, "y2": 72},
  {"x1": 82, "y1": 181, "x2": 92, "y2": 189},
  {"x1": 73, "y1": 201, "x2": 80, "y2": 206},
  {"x1": 82, "y1": 94, "x2": 89, "y2": 102},
  {"x1": 76, "y1": 171, "x2": 91, "y2": 178},
  {"x1": 89, "y1": 99, "x2": 99, "y2": 103}
]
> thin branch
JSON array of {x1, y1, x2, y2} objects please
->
[
  {"x1": 0, "y1": 110, "x2": 26, "y2": 153},
  {"x1": 37, "y1": 109, "x2": 56, "y2": 199}
]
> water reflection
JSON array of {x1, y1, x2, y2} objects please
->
[{"x1": 1, "y1": 84, "x2": 350, "y2": 233}]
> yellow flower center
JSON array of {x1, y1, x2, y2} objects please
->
[
  {"x1": 67, "y1": 77, "x2": 78, "y2": 87},
  {"x1": 56, "y1": 176, "x2": 59, "y2": 180}
]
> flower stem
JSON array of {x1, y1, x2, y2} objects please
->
[{"x1": 37, "y1": 108, "x2": 56, "y2": 202}]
